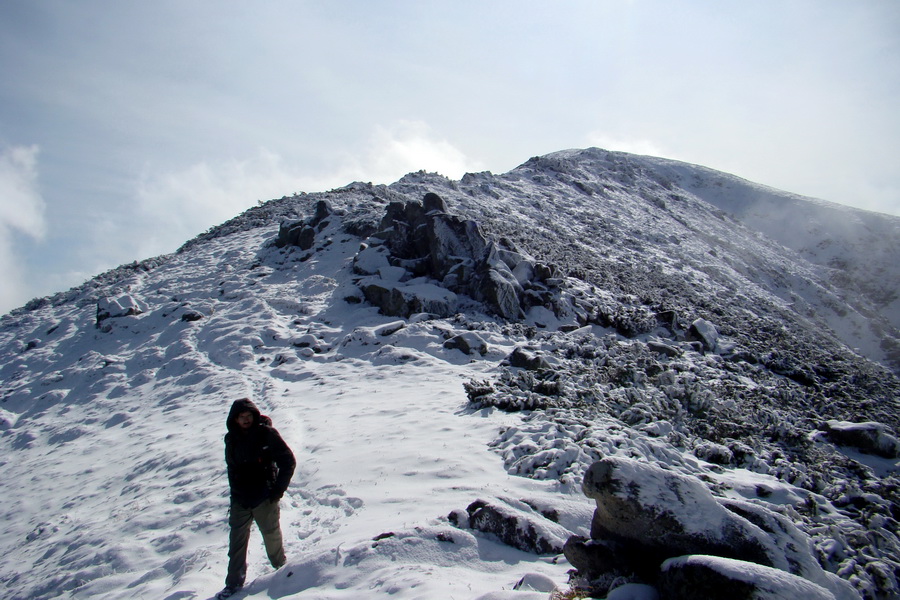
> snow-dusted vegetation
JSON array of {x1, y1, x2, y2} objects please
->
[{"x1": 1, "y1": 148, "x2": 898, "y2": 599}]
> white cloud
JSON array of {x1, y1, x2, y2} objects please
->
[
  {"x1": 0, "y1": 145, "x2": 45, "y2": 314},
  {"x1": 133, "y1": 121, "x2": 482, "y2": 258},
  {"x1": 585, "y1": 133, "x2": 669, "y2": 158},
  {"x1": 347, "y1": 120, "x2": 484, "y2": 183}
]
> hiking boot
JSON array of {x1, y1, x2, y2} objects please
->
[{"x1": 215, "y1": 584, "x2": 243, "y2": 599}]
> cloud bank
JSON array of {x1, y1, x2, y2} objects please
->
[
  {"x1": 0, "y1": 145, "x2": 45, "y2": 314},
  {"x1": 134, "y1": 121, "x2": 483, "y2": 259}
]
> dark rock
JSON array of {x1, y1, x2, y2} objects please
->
[
  {"x1": 648, "y1": 341, "x2": 681, "y2": 358},
  {"x1": 508, "y1": 346, "x2": 550, "y2": 371},
  {"x1": 295, "y1": 225, "x2": 316, "y2": 250},
  {"x1": 423, "y1": 192, "x2": 448, "y2": 213},
  {"x1": 444, "y1": 332, "x2": 488, "y2": 356},
  {"x1": 276, "y1": 200, "x2": 332, "y2": 249},
  {"x1": 563, "y1": 536, "x2": 633, "y2": 580},
  {"x1": 821, "y1": 420, "x2": 900, "y2": 458},
  {"x1": 311, "y1": 199, "x2": 332, "y2": 226},
  {"x1": 659, "y1": 555, "x2": 839, "y2": 600},
  {"x1": 465, "y1": 499, "x2": 569, "y2": 555}
]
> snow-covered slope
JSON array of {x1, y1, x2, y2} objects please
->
[{"x1": 1, "y1": 148, "x2": 898, "y2": 600}]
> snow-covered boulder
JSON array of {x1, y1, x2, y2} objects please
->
[
  {"x1": 353, "y1": 244, "x2": 391, "y2": 275},
  {"x1": 459, "y1": 498, "x2": 570, "y2": 555},
  {"x1": 820, "y1": 420, "x2": 900, "y2": 458},
  {"x1": 576, "y1": 458, "x2": 775, "y2": 573},
  {"x1": 566, "y1": 457, "x2": 860, "y2": 599},
  {"x1": 96, "y1": 294, "x2": 146, "y2": 326},
  {"x1": 444, "y1": 332, "x2": 488, "y2": 356},
  {"x1": 688, "y1": 318, "x2": 719, "y2": 352},
  {"x1": 659, "y1": 555, "x2": 839, "y2": 600},
  {"x1": 360, "y1": 280, "x2": 458, "y2": 318},
  {"x1": 719, "y1": 499, "x2": 860, "y2": 600}
]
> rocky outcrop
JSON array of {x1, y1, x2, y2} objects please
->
[
  {"x1": 569, "y1": 457, "x2": 774, "y2": 579},
  {"x1": 343, "y1": 193, "x2": 559, "y2": 320},
  {"x1": 276, "y1": 199, "x2": 333, "y2": 250},
  {"x1": 565, "y1": 457, "x2": 860, "y2": 600}
]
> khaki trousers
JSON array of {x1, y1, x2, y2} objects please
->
[{"x1": 225, "y1": 498, "x2": 286, "y2": 588}]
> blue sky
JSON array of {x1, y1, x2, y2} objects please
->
[{"x1": 1, "y1": 1, "x2": 898, "y2": 314}]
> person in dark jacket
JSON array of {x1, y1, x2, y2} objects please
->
[{"x1": 218, "y1": 398, "x2": 296, "y2": 599}]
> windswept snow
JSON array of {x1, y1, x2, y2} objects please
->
[{"x1": 0, "y1": 224, "x2": 591, "y2": 599}]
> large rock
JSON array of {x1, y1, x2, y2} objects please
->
[
  {"x1": 580, "y1": 457, "x2": 776, "y2": 572},
  {"x1": 659, "y1": 555, "x2": 838, "y2": 600},
  {"x1": 821, "y1": 420, "x2": 900, "y2": 458},
  {"x1": 720, "y1": 499, "x2": 859, "y2": 600},
  {"x1": 569, "y1": 457, "x2": 860, "y2": 600},
  {"x1": 96, "y1": 295, "x2": 146, "y2": 327},
  {"x1": 462, "y1": 498, "x2": 569, "y2": 555},
  {"x1": 356, "y1": 194, "x2": 558, "y2": 320},
  {"x1": 688, "y1": 318, "x2": 719, "y2": 352},
  {"x1": 359, "y1": 280, "x2": 458, "y2": 318}
]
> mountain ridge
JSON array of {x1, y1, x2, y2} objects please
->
[{"x1": 1, "y1": 148, "x2": 898, "y2": 599}]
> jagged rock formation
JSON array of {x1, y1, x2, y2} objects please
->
[{"x1": 278, "y1": 193, "x2": 560, "y2": 320}]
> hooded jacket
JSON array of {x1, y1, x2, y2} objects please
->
[{"x1": 225, "y1": 398, "x2": 296, "y2": 509}]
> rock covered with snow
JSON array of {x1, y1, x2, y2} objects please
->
[
  {"x1": 688, "y1": 318, "x2": 719, "y2": 352},
  {"x1": 454, "y1": 497, "x2": 571, "y2": 555},
  {"x1": 567, "y1": 457, "x2": 773, "y2": 577},
  {"x1": 566, "y1": 457, "x2": 860, "y2": 599},
  {"x1": 819, "y1": 420, "x2": 900, "y2": 459},
  {"x1": 346, "y1": 193, "x2": 560, "y2": 320},
  {"x1": 659, "y1": 554, "x2": 839, "y2": 600},
  {"x1": 96, "y1": 294, "x2": 147, "y2": 329}
]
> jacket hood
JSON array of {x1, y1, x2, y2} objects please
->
[{"x1": 227, "y1": 398, "x2": 266, "y2": 432}]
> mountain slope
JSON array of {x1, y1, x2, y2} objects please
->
[{"x1": 1, "y1": 148, "x2": 898, "y2": 599}]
